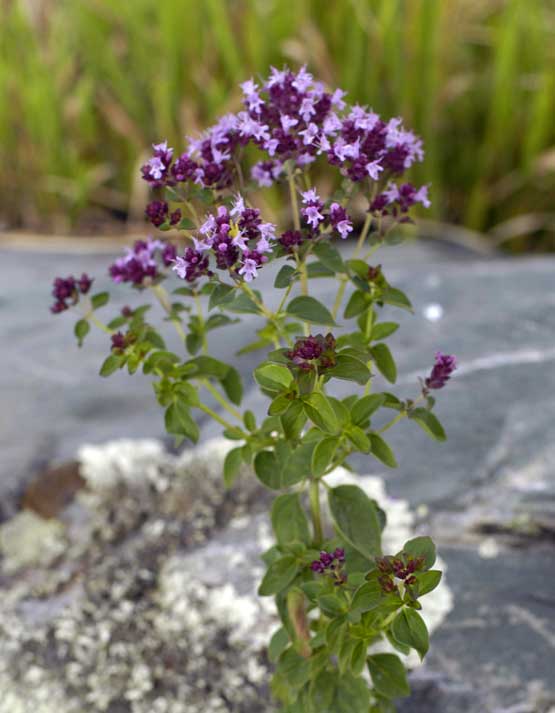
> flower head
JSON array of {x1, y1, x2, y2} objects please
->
[
  {"x1": 310, "y1": 548, "x2": 347, "y2": 585},
  {"x1": 287, "y1": 333, "x2": 336, "y2": 371},
  {"x1": 425, "y1": 352, "x2": 457, "y2": 390},
  {"x1": 108, "y1": 239, "x2": 172, "y2": 287},
  {"x1": 50, "y1": 273, "x2": 94, "y2": 313}
]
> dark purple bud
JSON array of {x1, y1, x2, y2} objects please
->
[
  {"x1": 111, "y1": 332, "x2": 127, "y2": 351},
  {"x1": 169, "y1": 209, "x2": 182, "y2": 226},
  {"x1": 333, "y1": 548, "x2": 345, "y2": 563},
  {"x1": 319, "y1": 551, "x2": 334, "y2": 568},
  {"x1": 278, "y1": 229, "x2": 304, "y2": 252},
  {"x1": 425, "y1": 352, "x2": 457, "y2": 390},
  {"x1": 77, "y1": 273, "x2": 93, "y2": 294},
  {"x1": 145, "y1": 200, "x2": 169, "y2": 227},
  {"x1": 311, "y1": 560, "x2": 325, "y2": 574}
]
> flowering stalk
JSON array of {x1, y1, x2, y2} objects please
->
[{"x1": 50, "y1": 66, "x2": 455, "y2": 712}]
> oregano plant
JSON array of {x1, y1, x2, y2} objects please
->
[{"x1": 50, "y1": 67, "x2": 456, "y2": 712}]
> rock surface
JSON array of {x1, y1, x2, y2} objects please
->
[
  {"x1": 0, "y1": 438, "x2": 451, "y2": 713},
  {"x1": 1, "y1": 238, "x2": 555, "y2": 711}
]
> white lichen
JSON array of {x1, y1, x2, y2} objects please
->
[{"x1": 0, "y1": 436, "x2": 453, "y2": 713}]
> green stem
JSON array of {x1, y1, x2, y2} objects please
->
[
  {"x1": 309, "y1": 480, "x2": 323, "y2": 545},
  {"x1": 185, "y1": 200, "x2": 200, "y2": 225},
  {"x1": 239, "y1": 281, "x2": 291, "y2": 347},
  {"x1": 378, "y1": 411, "x2": 406, "y2": 434},
  {"x1": 288, "y1": 165, "x2": 301, "y2": 232},
  {"x1": 151, "y1": 284, "x2": 186, "y2": 341},
  {"x1": 200, "y1": 378, "x2": 243, "y2": 422},
  {"x1": 378, "y1": 394, "x2": 426, "y2": 434},
  {"x1": 193, "y1": 292, "x2": 208, "y2": 354},
  {"x1": 197, "y1": 402, "x2": 241, "y2": 432},
  {"x1": 88, "y1": 313, "x2": 113, "y2": 334},
  {"x1": 331, "y1": 213, "x2": 373, "y2": 320}
]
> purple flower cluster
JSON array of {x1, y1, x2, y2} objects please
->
[
  {"x1": 50, "y1": 273, "x2": 93, "y2": 313},
  {"x1": 376, "y1": 554, "x2": 425, "y2": 592},
  {"x1": 277, "y1": 189, "x2": 353, "y2": 252},
  {"x1": 425, "y1": 352, "x2": 457, "y2": 390},
  {"x1": 140, "y1": 67, "x2": 428, "y2": 202},
  {"x1": 286, "y1": 333, "x2": 337, "y2": 372},
  {"x1": 311, "y1": 548, "x2": 347, "y2": 585},
  {"x1": 172, "y1": 195, "x2": 276, "y2": 283},
  {"x1": 145, "y1": 200, "x2": 182, "y2": 228},
  {"x1": 109, "y1": 239, "x2": 177, "y2": 286},
  {"x1": 371, "y1": 182, "x2": 431, "y2": 219}
]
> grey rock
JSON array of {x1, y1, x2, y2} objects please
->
[{"x1": 2, "y1": 238, "x2": 555, "y2": 710}]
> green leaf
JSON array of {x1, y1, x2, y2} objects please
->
[
  {"x1": 326, "y1": 617, "x2": 347, "y2": 651},
  {"x1": 186, "y1": 332, "x2": 203, "y2": 355},
  {"x1": 91, "y1": 292, "x2": 109, "y2": 309},
  {"x1": 351, "y1": 579, "x2": 384, "y2": 614},
  {"x1": 351, "y1": 394, "x2": 385, "y2": 425},
  {"x1": 409, "y1": 408, "x2": 446, "y2": 441},
  {"x1": 381, "y1": 287, "x2": 413, "y2": 312},
  {"x1": 144, "y1": 328, "x2": 166, "y2": 350},
  {"x1": 415, "y1": 570, "x2": 442, "y2": 596},
  {"x1": 274, "y1": 264, "x2": 296, "y2": 288},
  {"x1": 281, "y1": 400, "x2": 307, "y2": 440},
  {"x1": 347, "y1": 426, "x2": 371, "y2": 453},
  {"x1": 346, "y1": 259, "x2": 369, "y2": 278},
  {"x1": 277, "y1": 647, "x2": 311, "y2": 690},
  {"x1": 402, "y1": 536, "x2": 436, "y2": 569},
  {"x1": 371, "y1": 322, "x2": 399, "y2": 340},
  {"x1": 268, "y1": 627, "x2": 290, "y2": 663},
  {"x1": 308, "y1": 670, "x2": 337, "y2": 712},
  {"x1": 174, "y1": 216, "x2": 194, "y2": 230},
  {"x1": 226, "y1": 291, "x2": 261, "y2": 314},
  {"x1": 99, "y1": 354, "x2": 123, "y2": 377},
  {"x1": 254, "y1": 363, "x2": 293, "y2": 391},
  {"x1": 344, "y1": 290, "x2": 368, "y2": 319},
  {"x1": 371, "y1": 344, "x2": 397, "y2": 383},
  {"x1": 318, "y1": 593, "x2": 348, "y2": 618},
  {"x1": 271, "y1": 494, "x2": 311, "y2": 546},
  {"x1": 205, "y1": 313, "x2": 237, "y2": 331},
  {"x1": 306, "y1": 261, "x2": 335, "y2": 278},
  {"x1": 313, "y1": 241, "x2": 345, "y2": 273},
  {"x1": 143, "y1": 350, "x2": 181, "y2": 375},
  {"x1": 258, "y1": 555, "x2": 299, "y2": 596},
  {"x1": 174, "y1": 381, "x2": 200, "y2": 407},
  {"x1": 286, "y1": 296, "x2": 337, "y2": 326},
  {"x1": 369, "y1": 433, "x2": 398, "y2": 468},
  {"x1": 303, "y1": 392, "x2": 340, "y2": 433},
  {"x1": 208, "y1": 282, "x2": 234, "y2": 310},
  {"x1": 335, "y1": 673, "x2": 371, "y2": 713},
  {"x1": 74, "y1": 318, "x2": 90, "y2": 347},
  {"x1": 327, "y1": 354, "x2": 370, "y2": 385},
  {"x1": 173, "y1": 286, "x2": 195, "y2": 297},
  {"x1": 268, "y1": 394, "x2": 292, "y2": 416},
  {"x1": 222, "y1": 366, "x2": 243, "y2": 405},
  {"x1": 391, "y1": 608, "x2": 429, "y2": 660},
  {"x1": 328, "y1": 485, "x2": 382, "y2": 558},
  {"x1": 223, "y1": 447, "x2": 243, "y2": 488},
  {"x1": 382, "y1": 392, "x2": 404, "y2": 410},
  {"x1": 311, "y1": 436, "x2": 340, "y2": 477},
  {"x1": 367, "y1": 653, "x2": 410, "y2": 699},
  {"x1": 243, "y1": 410, "x2": 256, "y2": 431},
  {"x1": 165, "y1": 400, "x2": 199, "y2": 443},
  {"x1": 254, "y1": 441, "x2": 314, "y2": 490},
  {"x1": 351, "y1": 640, "x2": 368, "y2": 676}
]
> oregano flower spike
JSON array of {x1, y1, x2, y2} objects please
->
[{"x1": 49, "y1": 65, "x2": 457, "y2": 711}]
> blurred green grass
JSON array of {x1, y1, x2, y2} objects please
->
[{"x1": 1, "y1": 0, "x2": 554, "y2": 249}]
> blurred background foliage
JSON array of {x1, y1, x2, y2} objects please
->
[{"x1": 1, "y1": 0, "x2": 554, "y2": 250}]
